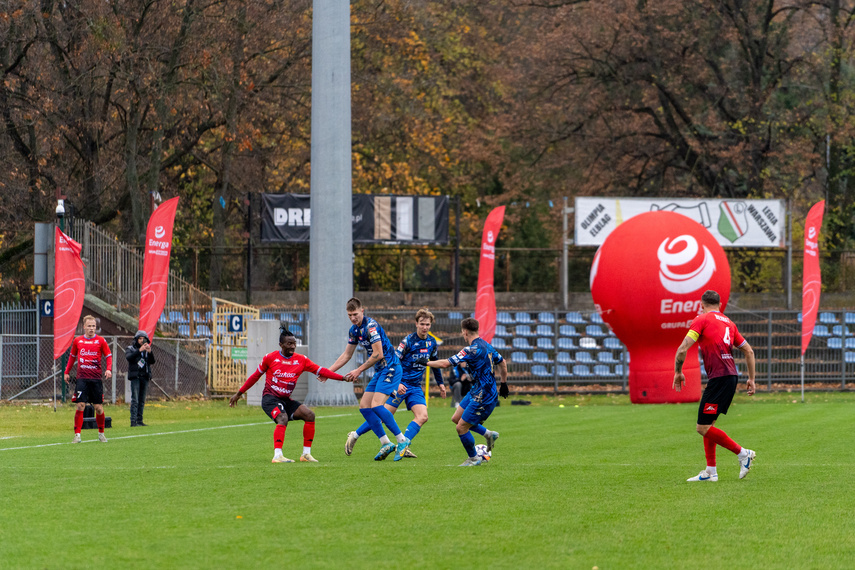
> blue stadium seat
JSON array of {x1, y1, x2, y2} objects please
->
[
  {"x1": 538, "y1": 312, "x2": 556, "y2": 324},
  {"x1": 556, "y1": 352, "x2": 574, "y2": 364},
  {"x1": 510, "y1": 351, "x2": 531, "y2": 363},
  {"x1": 579, "y1": 337, "x2": 598, "y2": 349},
  {"x1": 565, "y1": 312, "x2": 586, "y2": 324},
  {"x1": 572, "y1": 364, "x2": 592, "y2": 377},
  {"x1": 497, "y1": 312, "x2": 514, "y2": 325},
  {"x1": 178, "y1": 324, "x2": 190, "y2": 337},
  {"x1": 512, "y1": 337, "x2": 533, "y2": 350},
  {"x1": 797, "y1": 312, "x2": 802, "y2": 323},
  {"x1": 827, "y1": 338, "x2": 843, "y2": 349},
  {"x1": 494, "y1": 325, "x2": 511, "y2": 338},
  {"x1": 846, "y1": 312, "x2": 855, "y2": 325},
  {"x1": 196, "y1": 324, "x2": 212, "y2": 338},
  {"x1": 447, "y1": 311, "x2": 464, "y2": 320},
  {"x1": 515, "y1": 312, "x2": 533, "y2": 324},
  {"x1": 846, "y1": 338, "x2": 855, "y2": 349},
  {"x1": 615, "y1": 364, "x2": 625, "y2": 376},
  {"x1": 846, "y1": 352, "x2": 855, "y2": 363},
  {"x1": 261, "y1": 312, "x2": 275, "y2": 320},
  {"x1": 531, "y1": 364, "x2": 552, "y2": 377},
  {"x1": 576, "y1": 351, "x2": 595, "y2": 363},
  {"x1": 159, "y1": 312, "x2": 170, "y2": 324},
  {"x1": 559, "y1": 325, "x2": 580, "y2": 337},
  {"x1": 557, "y1": 365, "x2": 572, "y2": 378},
  {"x1": 515, "y1": 325, "x2": 536, "y2": 337},
  {"x1": 585, "y1": 325, "x2": 607, "y2": 338},
  {"x1": 532, "y1": 351, "x2": 552, "y2": 363},
  {"x1": 819, "y1": 312, "x2": 838, "y2": 324},
  {"x1": 290, "y1": 324, "x2": 303, "y2": 337},
  {"x1": 832, "y1": 325, "x2": 851, "y2": 337},
  {"x1": 598, "y1": 351, "x2": 619, "y2": 363},
  {"x1": 535, "y1": 324, "x2": 553, "y2": 337},
  {"x1": 603, "y1": 337, "x2": 623, "y2": 350},
  {"x1": 205, "y1": 311, "x2": 214, "y2": 322},
  {"x1": 594, "y1": 364, "x2": 614, "y2": 377},
  {"x1": 590, "y1": 312, "x2": 604, "y2": 324},
  {"x1": 491, "y1": 337, "x2": 508, "y2": 349},
  {"x1": 537, "y1": 338, "x2": 554, "y2": 350},
  {"x1": 557, "y1": 337, "x2": 576, "y2": 350},
  {"x1": 813, "y1": 325, "x2": 831, "y2": 337}
]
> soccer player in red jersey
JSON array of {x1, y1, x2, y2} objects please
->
[
  {"x1": 674, "y1": 290, "x2": 757, "y2": 482},
  {"x1": 229, "y1": 326, "x2": 350, "y2": 463},
  {"x1": 64, "y1": 315, "x2": 113, "y2": 443}
]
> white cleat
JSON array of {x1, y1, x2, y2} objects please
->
[
  {"x1": 484, "y1": 430, "x2": 500, "y2": 452},
  {"x1": 72, "y1": 433, "x2": 81, "y2": 444},
  {"x1": 300, "y1": 453, "x2": 318, "y2": 463},
  {"x1": 345, "y1": 431, "x2": 359, "y2": 456},
  {"x1": 738, "y1": 449, "x2": 756, "y2": 479},
  {"x1": 459, "y1": 456, "x2": 483, "y2": 467},
  {"x1": 272, "y1": 455, "x2": 295, "y2": 463},
  {"x1": 98, "y1": 433, "x2": 108, "y2": 443},
  {"x1": 687, "y1": 470, "x2": 718, "y2": 482}
]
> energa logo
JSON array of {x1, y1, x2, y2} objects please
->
[
  {"x1": 657, "y1": 235, "x2": 716, "y2": 294},
  {"x1": 154, "y1": 225, "x2": 166, "y2": 239}
]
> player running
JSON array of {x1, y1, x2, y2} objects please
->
[
  {"x1": 428, "y1": 317, "x2": 508, "y2": 466},
  {"x1": 329, "y1": 298, "x2": 409, "y2": 461},
  {"x1": 229, "y1": 326, "x2": 349, "y2": 463},
  {"x1": 345, "y1": 309, "x2": 447, "y2": 461},
  {"x1": 64, "y1": 315, "x2": 113, "y2": 443},
  {"x1": 674, "y1": 289, "x2": 757, "y2": 482}
]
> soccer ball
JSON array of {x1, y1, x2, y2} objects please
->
[{"x1": 474, "y1": 444, "x2": 491, "y2": 462}]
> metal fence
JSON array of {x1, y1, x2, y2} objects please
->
[{"x1": 0, "y1": 335, "x2": 209, "y2": 402}]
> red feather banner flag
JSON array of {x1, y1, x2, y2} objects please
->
[
  {"x1": 801, "y1": 200, "x2": 825, "y2": 356},
  {"x1": 138, "y1": 197, "x2": 180, "y2": 338},
  {"x1": 474, "y1": 206, "x2": 505, "y2": 343},
  {"x1": 54, "y1": 228, "x2": 86, "y2": 359}
]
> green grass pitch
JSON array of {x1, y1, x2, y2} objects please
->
[{"x1": 1, "y1": 392, "x2": 854, "y2": 569}]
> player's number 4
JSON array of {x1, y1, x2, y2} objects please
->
[{"x1": 723, "y1": 327, "x2": 731, "y2": 346}]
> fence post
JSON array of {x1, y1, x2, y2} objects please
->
[
  {"x1": 0, "y1": 335, "x2": 4, "y2": 399},
  {"x1": 767, "y1": 310, "x2": 772, "y2": 391},
  {"x1": 112, "y1": 337, "x2": 118, "y2": 404},
  {"x1": 175, "y1": 339, "x2": 180, "y2": 392},
  {"x1": 553, "y1": 311, "x2": 559, "y2": 395}
]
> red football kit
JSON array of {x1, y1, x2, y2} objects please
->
[
  {"x1": 238, "y1": 351, "x2": 343, "y2": 398},
  {"x1": 65, "y1": 335, "x2": 113, "y2": 380},
  {"x1": 687, "y1": 311, "x2": 746, "y2": 379}
]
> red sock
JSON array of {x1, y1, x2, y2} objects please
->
[
  {"x1": 274, "y1": 424, "x2": 287, "y2": 449},
  {"x1": 703, "y1": 436, "x2": 716, "y2": 467},
  {"x1": 303, "y1": 421, "x2": 315, "y2": 448},
  {"x1": 74, "y1": 411, "x2": 84, "y2": 434},
  {"x1": 96, "y1": 413, "x2": 105, "y2": 433},
  {"x1": 705, "y1": 426, "x2": 741, "y2": 454}
]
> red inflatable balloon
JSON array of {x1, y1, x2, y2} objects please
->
[{"x1": 590, "y1": 211, "x2": 730, "y2": 403}]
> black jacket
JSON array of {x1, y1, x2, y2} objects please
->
[{"x1": 125, "y1": 343, "x2": 156, "y2": 381}]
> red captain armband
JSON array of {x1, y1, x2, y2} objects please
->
[{"x1": 318, "y1": 367, "x2": 345, "y2": 381}]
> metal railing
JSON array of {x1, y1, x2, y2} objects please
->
[{"x1": 67, "y1": 219, "x2": 212, "y2": 336}]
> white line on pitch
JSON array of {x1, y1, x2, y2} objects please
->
[{"x1": 0, "y1": 413, "x2": 354, "y2": 452}]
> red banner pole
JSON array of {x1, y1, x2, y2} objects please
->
[
  {"x1": 474, "y1": 207, "x2": 505, "y2": 342},
  {"x1": 139, "y1": 197, "x2": 180, "y2": 338}
]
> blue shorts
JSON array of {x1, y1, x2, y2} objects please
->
[
  {"x1": 387, "y1": 384, "x2": 426, "y2": 410},
  {"x1": 460, "y1": 393, "x2": 497, "y2": 426},
  {"x1": 365, "y1": 363, "x2": 402, "y2": 396}
]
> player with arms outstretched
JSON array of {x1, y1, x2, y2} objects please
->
[
  {"x1": 229, "y1": 326, "x2": 349, "y2": 463},
  {"x1": 674, "y1": 289, "x2": 757, "y2": 482},
  {"x1": 345, "y1": 308, "x2": 446, "y2": 460},
  {"x1": 64, "y1": 315, "x2": 113, "y2": 443},
  {"x1": 329, "y1": 297, "x2": 410, "y2": 461},
  {"x1": 428, "y1": 317, "x2": 508, "y2": 466}
]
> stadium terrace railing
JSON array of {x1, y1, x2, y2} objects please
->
[
  {"x1": 67, "y1": 219, "x2": 212, "y2": 337},
  {"x1": 207, "y1": 298, "x2": 260, "y2": 394},
  {"x1": 0, "y1": 335, "x2": 208, "y2": 402}
]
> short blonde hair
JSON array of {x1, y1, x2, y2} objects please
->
[
  {"x1": 415, "y1": 308, "x2": 434, "y2": 323},
  {"x1": 82, "y1": 315, "x2": 97, "y2": 324}
]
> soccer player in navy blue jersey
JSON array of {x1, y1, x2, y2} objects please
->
[
  {"x1": 328, "y1": 298, "x2": 409, "y2": 461},
  {"x1": 428, "y1": 317, "x2": 508, "y2": 466},
  {"x1": 345, "y1": 309, "x2": 447, "y2": 461}
]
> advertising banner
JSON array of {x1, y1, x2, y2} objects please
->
[
  {"x1": 801, "y1": 201, "x2": 825, "y2": 355},
  {"x1": 575, "y1": 197, "x2": 785, "y2": 248},
  {"x1": 138, "y1": 197, "x2": 180, "y2": 338},
  {"x1": 54, "y1": 228, "x2": 86, "y2": 359},
  {"x1": 261, "y1": 193, "x2": 449, "y2": 244},
  {"x1": 474, "y1": 207, "x2": 505, "y2": 343}
]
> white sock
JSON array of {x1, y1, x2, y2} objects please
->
[
  {"x1": 352, "y1": 432, "x2": 360, "y2": 440},
  {"x1": 303, "y1": 446, "x2": 311, "y2": 455},
  {"x1": 396, "y1": 433, "x2": 407, "y2": 443},
  {"x1": 737, "y1": 447, "x2": 747, "y2": 459},
  {"x1": 274, "y1": 448, "x2": 283, "y2": 458},
  {"x1": 707, "y1": 466, "x2": 717, "y2": 475},
  {"x1": 379, "y1": 435, "x2": 391, "y2": 445}
]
